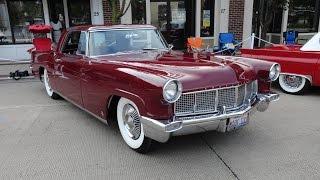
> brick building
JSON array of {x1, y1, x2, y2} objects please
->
[{"x1": 0, "y1": 0, "x2": 319, "y2": 60}]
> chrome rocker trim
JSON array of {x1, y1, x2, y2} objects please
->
[{"x1": 141, "y1": 92, "x2": 279, "y2": 143}]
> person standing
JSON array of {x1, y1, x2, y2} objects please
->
[{"x1": 50, "y1": 16, "x2": 62, "y2": 43}]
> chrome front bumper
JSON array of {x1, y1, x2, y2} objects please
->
[{"x1": 140, "y1": 93, "x2": 279, "y2": 143}]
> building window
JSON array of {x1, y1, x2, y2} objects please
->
[
  {"x1": 132, "y1": 0, "x2": 146, "y2": 24},
  {"x1": 0, "y1": 0, "x2": 12, "y2": 44},
  {"x1": 252, "y1": 0, "x2": 283, "y2": 44},
  {"x1": 150, "y1": 0, "x2": 188, "y2": 49},
  {"x1": 68, "y1": 0, "x2": 91, "y2": 26},
  {"x1": 200, "y1": 0, "x2": 214, "y2": 37},
  {"x1": 288, "y1": 0, "x2": 320, "y2": 33},
  {"x1": 7, "y1": 0, "x2": 44, "y2": 44}
]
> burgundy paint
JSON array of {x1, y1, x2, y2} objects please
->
[{"x1": 31, "y1": 25, "x2": 275, "y2": 122}]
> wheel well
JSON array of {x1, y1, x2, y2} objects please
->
[
  {"x1": 39, "y1": 66, "x2": 44, "y2": 81},
  {"x1": 106, "y1": 95, "x2": 121, "y2": 125}
]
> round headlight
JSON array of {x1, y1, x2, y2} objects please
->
[
  {"x1": 163, "y1": 79, "x2": 183, "y2": 103},
  {"x1": 269, "y1": 64, "x2": 281, "y2": 81}
]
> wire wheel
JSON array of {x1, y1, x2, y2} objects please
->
[
  {"x1": 279, "y1": 74, "x2": 309, "y2": 94},
  {"x1": 116, "y1": 97, "x2": 152, "y2": 153},
  {"x1": 122, "y1": 104, "x2": 141, "y2": 140}
]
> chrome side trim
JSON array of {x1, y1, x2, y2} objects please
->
[{"x1": 280, "y1": 73, "x2": 312, "y2": 84}]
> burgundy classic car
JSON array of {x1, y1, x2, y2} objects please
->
[
  {"x1": 241, "y1": 33, "x2": 320, "y2": 94},
  {"x1": 30, "y1": 25, "x2": 279, "y2": 153}
]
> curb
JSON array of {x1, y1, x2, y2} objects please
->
[
  {"x1": 0, "y1": 76, "x2": 35, "y2": 81},
  {"x1": 0, "y1": 61, "x2": 31, "y2": 65}
]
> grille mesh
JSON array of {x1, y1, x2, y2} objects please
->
[
  {"x1": 237, "y1": 85, "x2": 246, "y2": 106},
  {"x1": 175, "y1": 81, "x2": 258, "y2": 116},
  {"x1": 218, "y1": 87, "x2": 236, "y2": 108},
  {"x1": 175, "y1": 93, "x2": 195, "y2": 115},
  {"x1": 195, "y1": 90, "x2": 216, "y2": 112}
]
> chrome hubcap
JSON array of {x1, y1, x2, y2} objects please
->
[
  {"x1": 284, "y1": 75, "x2": 303, "y2": 88},
  {"x1": 122, "y1": 104, "x2": 141, "y2": 140}
]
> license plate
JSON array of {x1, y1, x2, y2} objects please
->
[{"x1": 227, "y1": 114, "x2": 249, "y2": 131}]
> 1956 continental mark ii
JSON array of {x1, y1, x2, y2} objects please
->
[{"x1": 29, "y1": 25, "x2": 280, "y2": 153}]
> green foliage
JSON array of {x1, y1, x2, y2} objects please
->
[{"x1": 107, "y1": 0, "x2": 133, "y2": 24}]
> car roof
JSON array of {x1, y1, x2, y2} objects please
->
[{"x1": 69, "y1": 24, "x2": 156, "y2": 31}]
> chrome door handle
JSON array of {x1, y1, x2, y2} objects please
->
[{"x1": 55, "y1": 58, "x2": 62, "y2": 62}]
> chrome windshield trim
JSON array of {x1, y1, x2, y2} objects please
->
[
  {"x1": 88, "y1": 27, "x2": 157, "y2": 32},
  {"x1": 87, "y1": 28, "x2": 169, "y2": 58}
]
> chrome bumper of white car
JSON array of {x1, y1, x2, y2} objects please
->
[{"x1": 140, "y1": 93, "x2": 279, "y2": 143}]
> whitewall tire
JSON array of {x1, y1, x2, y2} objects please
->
[
  {"x1": 278, "y1": 74, "x2": 310, "y2": 94},
  {"x1": 43, "y1": 69, "x2": 60, "y2": 99},
  {"x1": 117, "y1": 97, "x2": 152, "y2": 153}
]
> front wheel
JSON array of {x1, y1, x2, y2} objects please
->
[
  {"x1": 278, "y1": 74, "x2": 310, "y2": 95},
  {"x1": 43, "y1": 69, "x2": 60, "y2": 99},
  {"x1": 117, "y1": 97, "x2": 152, "y2": 153}
]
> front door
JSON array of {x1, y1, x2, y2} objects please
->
[{"x1": 56, "y1": 30, "x2": 84, "y2": 106}]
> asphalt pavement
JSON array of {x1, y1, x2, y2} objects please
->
[{"x1": 0, "y1": 79, "x2": 320, "y2": 180}]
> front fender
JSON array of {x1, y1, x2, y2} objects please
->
[{"x1": 107, "y1": 88, "x2": 174, "y2": 121}]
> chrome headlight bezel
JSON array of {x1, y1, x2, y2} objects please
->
[
  {"x1": 163, "y1": 79, "x2": 183, "y2": 103},
  {"x1": 269, "y1": 63, "x2": 281, "y2": 81}
]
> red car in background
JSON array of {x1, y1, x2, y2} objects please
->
[
  {"x1": 241, "y1": 33, "x2": 320, "y2": 94},
  {"x1": 29, "y1": 25, "x2": 280, "y2": 153}
]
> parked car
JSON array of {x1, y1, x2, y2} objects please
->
[
  {"x1": 30, "y1": 25, "x2": 279, "y2": 153},
  {"x1": 241, "y1": 33, "x2": 320, "y2": 94}
]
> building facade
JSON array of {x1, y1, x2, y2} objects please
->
[{"x1": 0, "y1": 0, "x2": 319, "y2": 61}]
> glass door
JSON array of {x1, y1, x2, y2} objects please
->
[
  {"x1": 67, "y1": 0, "x2": 91, "y2": 26},
  {"x1": 150, "y1": 0, "x2": 195, "y2": 50},
  {"x1": 47, "y1": 0, "x2": 65, "y2": 43}
]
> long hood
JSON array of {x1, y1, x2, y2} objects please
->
[{"x1": 95, "y1": 52, "x2": 257, "y2": 91}]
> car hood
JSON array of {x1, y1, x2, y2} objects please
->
[{"x1": 94, "y1": 51, "x2": 257, "y2": 91}]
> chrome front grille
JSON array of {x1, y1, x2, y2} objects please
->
[
  {"x1": 175, "y1": 81, "x2": 258, "y2": 117},
  {"x1": 218, "y1": 87, "x2": 236, "y2": 108}
]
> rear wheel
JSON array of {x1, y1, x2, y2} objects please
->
[
  {"x1": 117, "y1": 97, "x2": 152, "y2": 153},
  {"x1": 278, "y1": 74, "x2": 310, "y2": 95},
  {"x1": 43, "y1": 69, "x2": 60, "y2": 99}
]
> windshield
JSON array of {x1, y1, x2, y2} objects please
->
[{"x1": 88, "y1": 29, "x2": 168, "y2": 56}]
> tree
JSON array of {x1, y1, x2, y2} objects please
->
[
  {"x1": 108, "y1": 0, "x2": 133, "y2": 24},
  {"x1": 258, "y1": 0, "x2": 289, "y2": 46}
]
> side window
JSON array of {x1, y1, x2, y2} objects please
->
[
  {"x1": 62, "y1": 31, "x2": 81, "y2": 55},
  {"x1": 77, "y1": 32, "x2": 87, "y2": 55}
]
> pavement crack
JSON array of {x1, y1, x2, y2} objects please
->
[{"x1": 200, "y1": 135, "x2": 240, "y2": 180}]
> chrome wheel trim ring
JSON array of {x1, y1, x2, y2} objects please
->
[
  {"x1": 117, "y1": 98, "x2": 145, "y2": 149},
  {"x1": 279, "y1": 74, "x2": 306, "y2": 93},
  {"x1": 44, "y1": 69, "x2": 54, "y2": 97}
]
